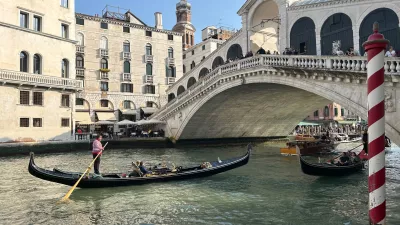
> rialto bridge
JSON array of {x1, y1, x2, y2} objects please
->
[{"x1": 151, "y1": 0, "x2": 400, "y2": 144}]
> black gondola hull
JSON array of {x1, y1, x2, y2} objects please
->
[
  {"x1": 28, "y1": 150, "x2": 250, "y2": 188},
  {"x1": 299, "y1": 156, "x2": 364, "y2": 176}
]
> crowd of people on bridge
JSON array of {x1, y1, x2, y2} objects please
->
[{"x1": 293, "y1": 123, "x2": 367, "y2": 136}]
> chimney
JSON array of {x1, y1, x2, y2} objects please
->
[{"x1": 154, "y1": 12, "x2": 163, "y2": 29}]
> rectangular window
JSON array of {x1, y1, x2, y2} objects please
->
[
  {"x1": 121, "y1": 83, "x2": 133, "y2": 93},
  {"x1": 146, "y1": 31, "x2": 152, "y2": 37},
  {"x1": 124, "y1": 101, "x2": 131, "y2": 109},
  {"x1": 334, "y1": 108, "x2": 338, "y2": 117},
  {"x1": 33, "y1": 92, "x2": 43, "y2": 106},
  {"x1": 20, "y1": 91, "x2": 30, "y2": 105},
  {"x1": 33, "y1": 118, "x2": 42, "y2": 127},
  {"x1": 60, "y1": 0, "x2": 68, "y2": 8},
  {"x1": 101, "y1": 22, "x2": 108, "y2": 29},
  {"x1": 61, "y1": 24, "x2": 68, "y2": 38},
  {"x1": 192, "y1": 50, "x2": 194, "y2": 55},
  {"x1": 76, "y1": 18, "x2": 84, "y2": 25},
  {"x1": 314, "y1": 110, "x2": 319, "y2": 117},
  {"x1": 123, "y1": 27, "x2": 130, "y2": 33},
  {"x1": 144, "y1": 85, "x2": 155, "y2": 94},
  {"x1": 100, "y1": 82, "x2": 108, "y2": 91},
  {"x1": 61, "y1": 118, "x2": 70, "y2": 127},
  {"x1": 100, "y1": 100, "x2": 108, "y2": 108},
  {"x1": 20, "y1": 12, "x2": 28, "y2": 28},
  {"x1": 76, "y1": 98, "x2": 84, "y2": 105},
  {"x1": 341, "y1": 108, "x2": 345, "y2": 117},
  {"x1": 61, "y1": 94, "x2": 70, "y2": 107},
  {"x1": 183, "y1": 54, "x2": 186, "y2": 59},
  {"x1": 20, "y1": 118, "x2": 29, "y2": 127},
  {"x1": 202, "y1": 45, "x2": 205, "y2": 50},
  {"x1": 33, "y1": 16, "x2": 41, "y2": 32},
  {"x1": 168, "y1": 34, "x2": 173, "y2": 40}
]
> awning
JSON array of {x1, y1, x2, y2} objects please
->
[
  {"x1": 136, "y1": 119, "x2": 166, "y2": 126},
  {"x1": 298, "y1": 121, "x2": 319, "y2": 126},
  {"x1": 75, "y1": 112, "x2": 91, "y2": 122},
  {"x1": 117, "y1": 119, "x2": 136, "y2": 125},
  {"x1": 121, "y1": 109, "x2": 137, "y2": 115},
  {"x1": 141, "y1": 107, "x2": 157, "y2": 114},
  {"x1": 96, "y1": 120, "x2": 115, "y2": 125},
  {"x1": 96, "y1": 112, "x2": 116, "y2": 121},
  {"x1": 337, "y1": 120, "x2": 356, "y2": 125}
]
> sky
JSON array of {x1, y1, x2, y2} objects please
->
[{"x1": 75, "y1": 0, "x2": 244, "y2": 44}]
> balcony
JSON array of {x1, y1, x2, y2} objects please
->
[
  {"x1": 99, "y1": 48, "x2": 109, "y2": 57},
  {"x1": 144, "y1": 75, "x2": 153, "y2": 84},
  {"x1": 0, "y1": 69, "x2": 83, "y2": 90},
  {"x1": 167, "y1": 57, "x2": 175, "y2": 66},
  {"x1": 100, "y1": 71, "x2": 109, "y2": 79},
  {"x1": 145, "y1": 55, "x2": 154, "y2": 63},
  {"x1": 76, "y1": 68, "x2": 85, "y2": 77},
  {"x1": 122, "y1": 73, "x2": 131, "y2": 81},
  {"x1": 166, "y1": 77, "x2": 175, "y2": 85},
  {"x1": 76, "y1": 45, "x2": 85, "y2": 54},
  {"x1": 122, "y1": 52, "x2": 131, "y2": 60}
]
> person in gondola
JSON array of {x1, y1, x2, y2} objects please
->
[
  {"x1": 362, "y1": 129, "x2": 368, "y2": 154},
  {"x1": 139, "y1": 161, "x2": 150, "y2": 175},
  {"x1": 337, "y1": 152, "x2": 350, "y2": 166},
  {"x1": 92, "y1": 135, "x2": 104, "y2": 175}
]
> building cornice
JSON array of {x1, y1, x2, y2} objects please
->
[
  {"x1": 183, "y1": 38, "x2": 225, "y2": 54},
  {"x1": 76, "y1": 13, "x2": 184, "y2": 36},
  {"x1": 237, "y1": 0, "x2": 257, "y2": 15},
  {"x1": 0, "y1": 21, "x2": 77, "y2": 44},
  {"x1": 288, "y1": 0, "x2": 366, "y2": 11}
]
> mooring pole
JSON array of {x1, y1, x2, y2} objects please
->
[{"x1": 362, "y1": 22, "x2": 389, "y2": 225}]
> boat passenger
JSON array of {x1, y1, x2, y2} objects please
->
[
  {"x1": 337, "y1": 152, "x2": 350, "y2": 166},
  {"x1": 139, "y1": 161, "x2": 150, "y2": 175},
  {"x1": 362, "y1": 130, "x2": 368, "y2": 154},
  {"x1": 92, "y1": 135, "x2": 104, "y2": 175}
]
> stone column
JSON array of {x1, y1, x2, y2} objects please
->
[
  {"x1": 316, "y1": 32, "x2": 321, "y2": 56},
  {"x1": 353, "y1": 25, "x2": 360, "y2": 55}
]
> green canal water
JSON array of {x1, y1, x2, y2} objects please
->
[{"x1": 0, "y1": 145, "x2": 399, "y2": 225}]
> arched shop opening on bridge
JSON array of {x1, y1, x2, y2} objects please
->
[
  {"x1": 290, "y1": 17, "x2": 316, "y2": 55},
  {"x1": 187, "y1": 77, "x2": 197, "y2": 89},
  {"x1": 177, "y1": 85, "x2": 186, "y2": 96},
  {"x1": 249, "y1": 0, "x2": 279, "y2": 53},
  {"x1": 199, "y1": 68, "x2": 209, "y2": 79},
  {"x1": 212, "y1": 56, "x2": 224, "y2": 70},
  {"x1": 359, "y1": 8, "x2": 400, "y2": 55},
  {"x1": 320, "y1": 13, "x2": 353, "y2": 55},
  {"x1": 168, "y1": 93, "x2": 176, "y2": 102},
  {"x1": 226, "y1": 44, "x2": 243, "y2": 61}
]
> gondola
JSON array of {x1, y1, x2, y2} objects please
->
[
  {"x1": 28, "y1": 146, "x2": 251, "y2": 188},
  {"x1": 298, "y1": 156, "x2": 364, "y2": 176}
]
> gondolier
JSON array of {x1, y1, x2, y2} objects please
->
[
  {"x1": 92, "y1": 135, "x2": 104, "y2": 175},
  {"x1": 362, "y1": 129, "x2": 368, "y2": 154}
]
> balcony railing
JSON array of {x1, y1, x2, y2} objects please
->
[
  {"x1": 0, "y1": 69, "x2": 83, "y2": 90},
  {"x1": 145, "y1": 55, "x2": 154, "y2": 63},
  {"x1": 100, "y1": 71, "x2": 109, "y2": 79},
  {"x1": 99, "y1": 48, "x2": 109, "y2": 57},
  {"x1": 76, "y1": 68, "x2": 85, "y2": 77},
  {"x1": 76, "y1": 45, "x2": 85, "y2": 54},
  {"x1": 122, "y1": 52, "x2": 131, "y2": 60},
  {"x1": 144, "y1": 75, "x2": 153, "y2": 84},
  {"x1": 122, "y1": 73, "x2": 131, "y2": 81},
  {"x1": 166, "y1": 77, "x2": 175, "y2": 85},
  {"x1": 167, "y1": 57, "x2": 175, "y2": 66}
]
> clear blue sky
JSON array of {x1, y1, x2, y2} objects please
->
[{"x1": 75, "y1": 0, "x2": 244, "y2": 44}]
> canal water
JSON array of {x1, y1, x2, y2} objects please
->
[{"x1": 0, "y1": 144, "x2": 399, "y2": 225}]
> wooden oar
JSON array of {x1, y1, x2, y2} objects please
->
[{"x1": 59, "y1": 142, "x2": 108, "y2": 203}]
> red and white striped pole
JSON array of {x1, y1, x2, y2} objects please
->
[{"x1": 363, "y1": 22, "x2": 389, "y2": 225}]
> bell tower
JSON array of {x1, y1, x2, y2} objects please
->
[{"x1": 172, "y1": 0, "x2": 196, "y2": 50}]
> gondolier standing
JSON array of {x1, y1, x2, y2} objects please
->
[
  {"x1": 362, "y1": 129, "x2": 368, "y2": 154},
  {"x1": 92, "y1": 135, "x2": 104, "y2": 175}
]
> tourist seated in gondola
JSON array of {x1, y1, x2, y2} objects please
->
[
  {"x1": 139, "y1": 161, "x2": 151, "y2": 175},
  {"x1": 128, "y1": 162, "x2": 142, "y2": 177},
  {"x1": 336, "y1": 152, "x2": 351, "y2": 166}
]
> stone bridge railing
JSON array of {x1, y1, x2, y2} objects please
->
[
  {"x1": 153, "y1": 55, "x2": 400, "y2": 119},
  {"x1": 0, "y1": 69, "x2": 84, "y2": 90}
]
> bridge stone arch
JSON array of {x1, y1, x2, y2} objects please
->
[
  {"x1": 177, "y1": 85, "x2": 186, "y2": 96},
  {"x1": 168, "y1": 93, "x2": 176, "y2": 102},
  {"x1": 290, "y1": 17, "x2": 316, "y2": 55},
  {"x1": 227, "y1": 44, "x2": 243, "y2": 60},
  {"x1": 320, "y1": 13, "x2": 354, "y2": 55},
  {"x1": 212, "y1": 56, "x2": 224, "y2": 70},
  {"x1": 187, "y1": 77, "x2": 197, "y2": 89}
]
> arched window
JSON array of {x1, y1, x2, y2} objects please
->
[
  {"x1": 61, "y1": 59, "x2": 69, "y2": 78},
  {"x1": 186, "y1": 33, "x2": 189, "y2": 44},
  {"x1": 146, "y1": 43, "x2": 152, "y2": 55},
  {"x1": 324, "y1": 106, "x2": 329, "y2": 117},
  {"x1": 124, "y1": 61, "x2": 130, "y2": 73},
  {"x1": 33, "y1": 54, "x2": 41, "y2": 74},
  {"x1": 101, "y1": 58, "x2": 108, "y2": 69},
  {"x1": 183, "y1": 65, "x2": 186, "y2": 73},
  {"x1": 313, "y1": 110, "x2": 319, "y2": 117},
  {"x1": 146, "y1": 63, "x2": 153, "y2": 75},
  {"x1": 123, "y1": 41, "x2": 130, "y2": 52},
  {"x1": 100, "y1": 36, "x2": 108, "y2": 49},
  {"x1": 20, "y1": 51, "x2": 28, "y2": 72},
  {"x1": 168, "y1": 47, "x2": 174, "y2": 58},
  {"x1": 190, "y1": 61, "x2": 196, "y2": 69},
  {"x1": 167, "y1": 66, "x2": 175, "y2": 77},
  {"x1": 76, "y1": 55, "x2": 84, "y2": 68},
  {"x1": 77, "y1": 32, "x2": 84, "y2": 46}
]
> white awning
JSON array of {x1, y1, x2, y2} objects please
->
[
  {"x1": 96, "y1": 112, "x2": 117, "y2": 121},
  {"x1": 117, "y1": 119, "x2": 136, "y2": 125},
  {"x1": 96, "y1": 120, "x2": 115, "y2": 125},
  {"x1": 121, "y1": 109, "x2": 137, "y2": 115},
  {"x1": 141, "y1": 107, "x2": 158, "y2": 114},
  {"x1": 75, "y1": 112, "x2": 93, "y2": 124},
  {"x1": 136, "y1": 119, "x2": 166, "y2": 126}
]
